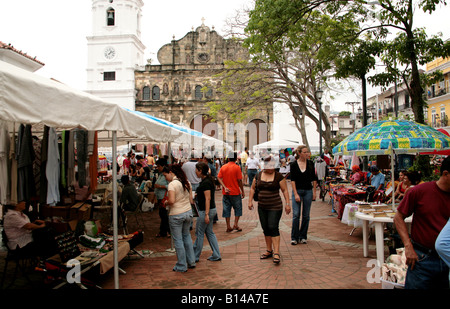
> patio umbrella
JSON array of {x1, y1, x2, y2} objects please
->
[
  {"x1": 332, "y1": 120, "x2": 450, "y2": 208},
  {"x1": 332, "y1": 120, "x2": 450, "y2": 156}
]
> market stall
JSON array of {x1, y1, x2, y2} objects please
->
[
  {"x1": 329, "y1": 182, "x2": 367, "y2": 219},
  {"x1": 0, "y1": 60, "x2": 227, "y2": 288},
  {"x1": 332, "y1": 120, "x2": 450, "y2": 210}
]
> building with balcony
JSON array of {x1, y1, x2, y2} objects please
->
[
  {"x1": 367, "y1": 79, "x2": 415, "y2": 122},
  {"x1": 425, "y1": 55, "x2": 450, "y2": 129}
]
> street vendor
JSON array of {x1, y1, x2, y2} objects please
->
[
  {"x1": 369, "y1": 166, "x2": 385, "y2": 191},
  {"x1": 350, "y1": 165, "x2": 365, "y2": 185}
]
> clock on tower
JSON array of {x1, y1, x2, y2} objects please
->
[{"x1": 104, "y1": 46, "x2": 116, "y2": 60}]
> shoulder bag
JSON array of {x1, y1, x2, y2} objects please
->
[{"x1": 253, "y1": 172, "x2": 260, "y2": 201}]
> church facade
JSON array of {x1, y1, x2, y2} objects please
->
[
  {"x1": 134, "y1": 22, "x2": 272, "y2": 151},
  {"x1": 87, "y1": 0, "x2": 271, "y2": 152}
]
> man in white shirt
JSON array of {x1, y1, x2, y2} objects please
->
[
  {"x1": 245, "y1": 153, "x2": 260, "y2": 187},
  {"x1": 182, "y1": 152, "x2": 202, "y2": 192}
]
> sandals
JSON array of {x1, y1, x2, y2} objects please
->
[
  {"x1": 273, "y1": 253, "x2": 281, "y2": 264},
  {"x1": 233, "y1": 226, "x2": 242, "y2": 232},
  {"x1": 260, "y1": 250, "x2": 273, "y2": 259}
]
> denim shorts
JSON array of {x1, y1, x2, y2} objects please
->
[{"x1": 222, "y1": 195, "x2": 242, "y2": 217}]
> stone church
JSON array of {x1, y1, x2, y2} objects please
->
[
  {"x1": 134, "y1": 21, "x2": 272, "y2": 151},
  {"x1": 86, "y1": 0, "x2": 271, "y2": 152}
]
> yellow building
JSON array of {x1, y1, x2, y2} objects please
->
[{"x1": 425, "y1": 56, "x2": 450, "y2": 129}]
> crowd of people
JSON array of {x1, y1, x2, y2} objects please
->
[{"x1": 2, "y1": 144, "x2": 449, "y2": 289}]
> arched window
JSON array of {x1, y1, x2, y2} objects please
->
[
  {"x1": 142, "y1": 86, "x2": 150, "y2": 100},
  {"x1": 195, "y1": 85, "x2": 203, "y2": 100},
  {"x1": 152, "y1": 86, "x2": 160, "y2": 100},
  {"x1": 107, "y1": 8, "x2": 115, "y2": 26}
]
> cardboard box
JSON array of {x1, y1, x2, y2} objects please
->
[{"x1": 70, "y1": 203, "x2": 92, "y2": 221}]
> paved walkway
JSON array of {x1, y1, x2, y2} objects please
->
[
  {"x1": 98, "y1": 182, "x2": 380, "y2": 290},
  {"x1": 1, "y1": 181, "x2": 383, "y2": 290}
]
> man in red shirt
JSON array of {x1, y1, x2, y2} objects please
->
[
  {"x1": 217, "y1": 152, "x2": 245, "y2": 232},
  {"x1": 394, "y1": 156, "x2": 450, "y2": 289}
]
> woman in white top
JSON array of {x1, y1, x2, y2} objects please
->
[
  {"x1": 3, "y1": 201, "x2": 56, "y2": 259},
  {"x1": 163, "y1": 164, "x2": 196, "y2": 272}
]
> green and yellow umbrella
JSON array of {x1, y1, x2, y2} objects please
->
[
  {"x1": 332, "y1": 120, "x2": 450, "y2": 209},
  {"x1": 332, "y1": 120, "x2": 450, "y2": 156}
]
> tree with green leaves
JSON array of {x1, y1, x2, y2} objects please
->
[
  {"x1": 245, "y1": 0, "x2": 450, "y2": 124},
  {"x1": 208, "y1": 3, "x2": 360, "y2": 151}
]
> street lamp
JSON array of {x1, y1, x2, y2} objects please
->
[{"x1": 315, "y1": 88, "x2": 324, "y2": 155}]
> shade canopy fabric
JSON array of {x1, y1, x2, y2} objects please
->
[
  {"x1": 332, "y1": 120, "x2": 450, "y2": 156},
  {"x1": 253, "y1": 138, "x2": 300, "y2": 153},
  {"x1": 0, "y1": 60, "x2": 227, "y2": 150}
]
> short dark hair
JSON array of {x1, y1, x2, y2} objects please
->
[
  {"x1": 440, "y1": 156, "x2": 450, "y2": 176},
  {"x1": 228, "y1": 152, "x2": 238, "y2": 162},
  {"x1": 156, "y1": 158, "x2": 167, "y2": 166},
  {"x1": 196, "y1": 162, "x2": 209, "y2": 176},
  {"x1": 121, "y1": 175, "x2": 130, "y2": 185}
]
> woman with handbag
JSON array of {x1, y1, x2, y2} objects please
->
[
  {"x1": 193, "y1": 162, "x2": 221, "y2": 262},
  {"x1": 154, "y1": 159, "x2": 170, "y2": 237},
  {"x1": 163, "y1": 164, "x2": 196, "y2": 272},
  {"x1": 290, "y1": 145, "x2": 318, "y2": 245},
  {"x1": 248, "y1": 156, "x2": 290, "y2": 264}
]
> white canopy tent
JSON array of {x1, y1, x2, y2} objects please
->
[
  {"x1": 0, "y1": 60, "x2": 226, "y2": 288},
  {"x1": 253, "y1": 138, "x2": 300, "y2": 154}
]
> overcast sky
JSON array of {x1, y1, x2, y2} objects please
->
[{"x1": 1, "y1": 0, "x2": 449, "y2": 113}]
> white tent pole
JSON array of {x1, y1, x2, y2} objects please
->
[
  {"x1": 391, "y1": 149, "x2": 395, "y2": 210},
  {"x1": 112, "y1": 130, "x2": 119, "y2": 289}
]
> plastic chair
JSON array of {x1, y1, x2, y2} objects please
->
[{"x1": 1, "y1": 229, "x2": 38, "y2": 289}]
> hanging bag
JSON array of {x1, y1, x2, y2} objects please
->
[
  {"x1": 253, "y1": 172, "x2": 260, "y2": 201},
  {"x1": 161, "y1": 190, "x2": 169, "y2": 208},
  {"x1": 191, "y1": 197, "x2": 199, "y2": 217}
]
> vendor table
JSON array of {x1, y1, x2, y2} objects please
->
[
  {"x1": 47, "y1": 241, "x2": 130, "y2": 289},
  {"x1": 331, "y1": 184, "x2": 367, "y2": 219},
  {"x1": 355, "y1": 212, "x2": 412, "y2": 266}
]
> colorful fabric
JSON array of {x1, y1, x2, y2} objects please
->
[{"x1": 333, "y1": 120, "x2": 450, "y2": 156}]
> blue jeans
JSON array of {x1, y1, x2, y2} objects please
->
[
  {"x1": 247, "y1": 169, "x2": 258, "y2": 187},
  {"x1": 222, "y1": 195, "x2": 242, "y2": 217},
  {"x1": 405, "y1": 246, "x2": 449, "y2": 289},
  {"x1": 169, "y1": 210, "x2": 196, "y2": 272},
  {"x1": 194, "y1": 208, "x2": 221, "y2": 261},
  {"x1": 291, "y1": 189, "x2": 313, "y2": 241}
]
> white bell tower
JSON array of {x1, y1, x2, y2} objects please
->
[{"x1": 86, "y1": 0, "x2": 145, "y2": 110}]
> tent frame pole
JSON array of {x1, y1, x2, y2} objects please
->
[{"x1": 112, "y1": 131, "x2": 119, "y2": 289}]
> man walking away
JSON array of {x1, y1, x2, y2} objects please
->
[{"x1": 217, "y1": 152, "x2": 245, "y2": 232}]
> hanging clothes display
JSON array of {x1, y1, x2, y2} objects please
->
[
  {"x1": 39, "y1": 126, "x2": 49, "y2": 205},
  {"x1": 61, "y1": 130, "x2": 67, "y2": 188},
  {"x1": 9, "y1": 127, "x2": 18, "y2": 205},
  {"x1": 0, "y1": 121, "x2": 10, "y2": 205},
  {"x1": 88, "y1": 131, "x2": 98, "y2": 194},
  {"x1": 46, "y1": 127, "x2": 60, "y2": 205},
  {"x1": 76, "y1": 129, "x2": 88, "y2": 188},
  {"x1": 32, "y1": 135, "x2": 42, "y2": 196},
  {"x1": 17, "y1": 124, "x2": 36, "y2": 202},
  {"x1": 67, "y1": 129, "x2": 76, "y2": 188}
]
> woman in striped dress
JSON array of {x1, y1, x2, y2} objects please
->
[{"x1": 248, "y1": 156, "x2": 291, "y2": 264}]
